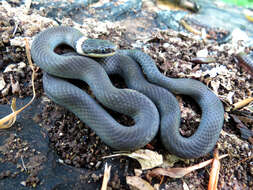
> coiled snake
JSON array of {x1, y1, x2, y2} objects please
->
[{"x1": 31, "y1": 26, "x2": 224, "y2": 158}]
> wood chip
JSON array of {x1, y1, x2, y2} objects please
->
[{"x1": 101, "y1": 163, "x2": 111, "y2": 190}]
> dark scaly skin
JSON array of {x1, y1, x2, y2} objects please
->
[
  {"x1": 31, "y1": 26, "x2": 224, "y2": 158},
  {"x1": 120, "y1": 50, "x2": 224, "y2": 158},
  {"x1": 31, "y1": 26, "x2": 159, "y2": 150}
]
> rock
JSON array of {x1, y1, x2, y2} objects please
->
[{"x1": 196, "y1": 48, "x2": 208, "y2": 57}]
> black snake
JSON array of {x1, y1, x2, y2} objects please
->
[{"x1": 31, "y1": 26, "x2": 224, "y2": 158}]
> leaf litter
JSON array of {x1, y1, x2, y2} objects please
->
[
  {"x1": 0, "y1": 38, "x2": 36, "y2": 129},
  {"x1": 103, "y1": 149, "x2": 163, "y2": 170},
  {"x1": 146, "y1": 154, "x2": 228, "y2": 179},
  {"x1": 0, "y1": 1, "x2": 252, "y2": 189}
]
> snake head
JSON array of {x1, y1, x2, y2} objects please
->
[{"x1": 76, "y1": 37, "x2": 117, "y2": 57}]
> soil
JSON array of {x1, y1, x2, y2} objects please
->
[{"x1": 0, "y1": 1, "x2": 252, "y2": 190}]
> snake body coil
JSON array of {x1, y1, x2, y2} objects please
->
[{"x1": 31, "y1": 26, "x2": 224, "y2": 158}]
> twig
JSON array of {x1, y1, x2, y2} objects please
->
[
  {"x1": 208, "y1": 149, "x2": 220, "y2": 190},
  {"x1": 12, "y1": 22, "x2": 19, "y2": 37},
  {"x1": 101, "y1": 163, "x2": 111, "y2": 190},
  {"x1": 21, "y1": 155, "x2": 27, "y2": 172},
  {"x1": 233, "y1": 97, "x2": 253, "y2": 110},
  {"x1": 232, "y1": 155, "x2": 253, "y2": 168}
]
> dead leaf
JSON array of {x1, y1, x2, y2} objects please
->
[
  {"x1": 101, "y1": 163, "x2": 111, "y2": 190},
  {"x1": 163, "y1": 154, "x2": 189, "y2": 168},
  {"x1": 231, "y1": 114, "x2": 253, "y2": 140},
  {"x1": 103, "y1": 149, "x2": 163, "y2": 170},
  {"x1": 210, "y1": 80, "x2": 220, "y2": 96},
  {"x1": 148, "y1": 154, "x2": 228, "y2": 178},
  {"x1": 126, "y1": 176, "x2": 154, "y2": 190},
  {"x1": 203, "y1": 65, "x2": 229, "y2": 78},
  {"x1": 0, "y1": 38, "x2": 36, "y2": 129}
]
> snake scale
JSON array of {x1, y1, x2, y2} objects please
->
[{"x1": 31, "y1": 26, "x2": 224, "y2": 158}]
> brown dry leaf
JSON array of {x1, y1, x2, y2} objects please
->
[
  {"x1": 208, "y1": 149, "x2": 220, "y2": 190},
  {"x1": 103, "y1": 149, "x2": 163, "y2": 170},
  {"x1": 126, "y1": 176, "x2": 154, "y2": 190},
  {"x1": 101, "y1": 163, "x2": 111, "y2": 190},
  {"x1": 0, "y1": 38, "x2": 36, "y2": 129},
  {"x1": 233, "y1": 97, "x2": 253, "y2": 110},
  {"x1": 148, "y1": 154, "x2": 228, "y2": 178},
  {"x1": 163, "y1": 154, "x2": 189, "y2": 168}
]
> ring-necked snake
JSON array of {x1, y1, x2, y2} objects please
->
[{"x1": 31, "y1": 26, "x2": 224, "y2": 158}]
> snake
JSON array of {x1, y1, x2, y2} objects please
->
[{"x1": 31, "y1": 26, "x2": 224, "y2": 158}]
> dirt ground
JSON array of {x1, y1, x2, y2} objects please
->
[{"x1": 0, "y1": 1, "x2": 252, "y2": 189}]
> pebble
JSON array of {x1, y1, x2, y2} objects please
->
[
  {"x1": 20, "y1": 181, "x2": 26, "y2": 186},
  {"x1": 162, "y1": 42, "x2": 170, "y2": 49},
  {"x1": 196, "y1": 48, "x2": 208, "y2": 57},
  {"x1": 58, "y1": 159, "x2": 64, "y2": 164}
]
